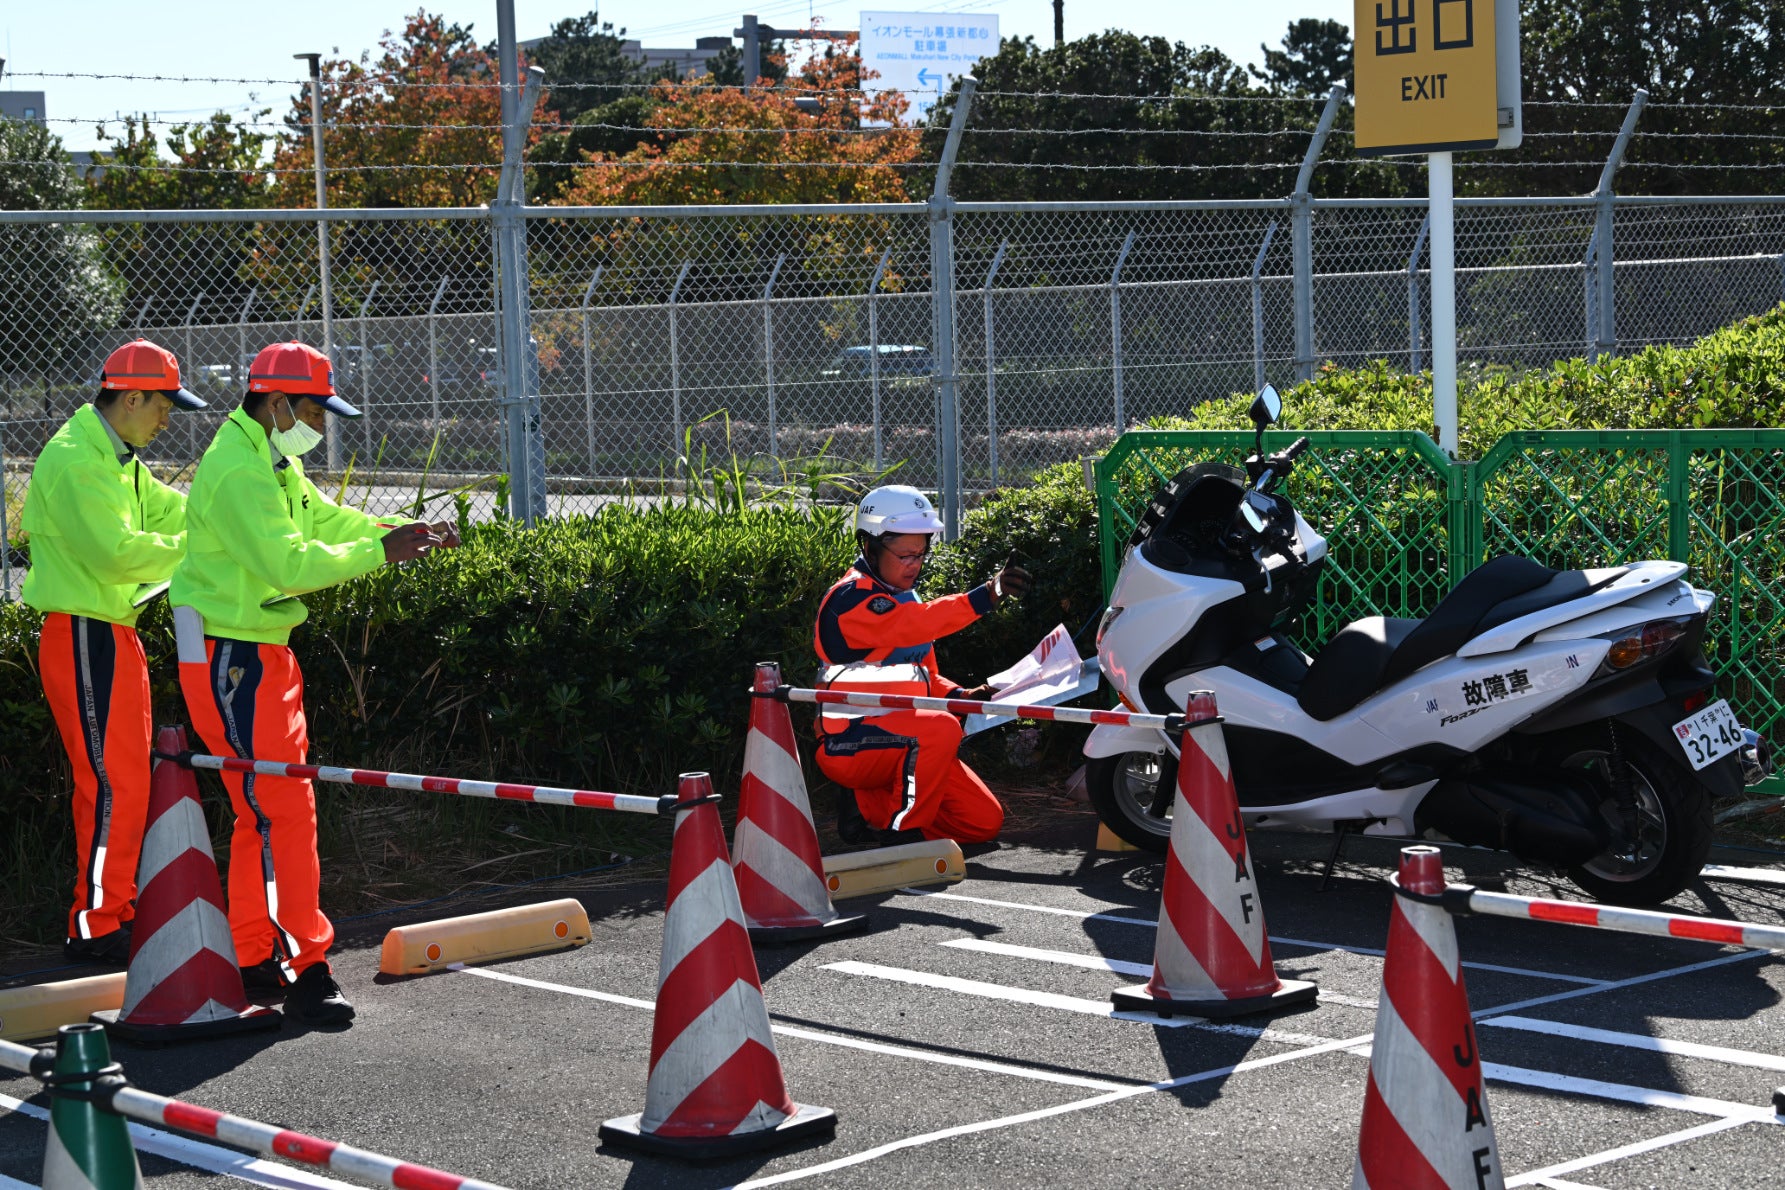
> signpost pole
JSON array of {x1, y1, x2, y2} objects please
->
[{"x1": 1428, "y1": 152, "x2": 1457, "y2": 458}]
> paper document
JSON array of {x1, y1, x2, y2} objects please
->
[
  {"x1": 963, "y1": 623, "x2": 1101, "y2": 737},
  {"x1": 131, "y1": 580, "x2": 170, "y2": 608}
]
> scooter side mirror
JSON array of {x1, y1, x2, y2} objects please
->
[{"x1": 1248, "y1": 385, "x2": 1282, "y2": 428}]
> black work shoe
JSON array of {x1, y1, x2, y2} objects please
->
[
  {"x1": 239, "y1": 959, "x2": 291, "y2": 992},
  {"x1": 63, "y1": 926, "x2": 132, "y2": 967},
  {"x1": 284, "y1": 963, "x2": 355, "y2": 1027},
  {"x1": 836, "y1": 791, "x2": 873, "y2": 845},
  {"x1": 876, "y1": 827, "x2": 930, "y2": 847}
]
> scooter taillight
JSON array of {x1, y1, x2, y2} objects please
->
[{"x1": 1599, "y1": 617, "x2": 1690, "y2": 672}]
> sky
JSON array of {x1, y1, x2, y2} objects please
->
[{"x1": 3, "y1": 0, "x2": 1353, "y2": 154}]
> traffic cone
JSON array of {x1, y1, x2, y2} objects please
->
[
  {"x1": 41, "y1": 1023, "x2": 143, "y2": 1189},
  {"x1": 1112, "y1": 695, "x2": 1317, "y2": 1018},
  {"x1": 92, "y1": 727, "x2": 280, "y2": 1044},
  {"x1": 732, "y1": 661, "x2": 866, "y2": 943},
  {"x1": 1353, "y1": 846, "x2": 1502, "y2": 1190},
  {"x1": 600, "y1": 772, "x2": 837, "y2": 1159}
]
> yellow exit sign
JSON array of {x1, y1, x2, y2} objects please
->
[{"x1": 1354, "y1": 0, "x2": 1501, "y2": 154}]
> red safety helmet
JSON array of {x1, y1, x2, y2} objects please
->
[
  {"x1": 100, "y1": 338, "x2": 206, "y2": 410},
  {"x1": 246, "y1": 341, "x2": 360, "y2": 417}
]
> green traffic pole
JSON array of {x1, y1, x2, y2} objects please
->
[{"x1": 41, "y1": 1024, "x2": 142, "y2": 1190}]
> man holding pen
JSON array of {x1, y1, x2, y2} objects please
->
[{"x1": 170, "y1": 340, "x2": 456, "y2": 1026}]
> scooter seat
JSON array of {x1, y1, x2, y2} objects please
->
[
  {"x1": 1296, "y1": 616, "x2": 1422, "y2": 721},
  {"x1": 1297, "y1": 556, "x2": 1622, "y2": 722}
]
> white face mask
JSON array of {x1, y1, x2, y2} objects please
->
[{"x1": 270, "y1": 402, "x2": 325, "y2": 456}]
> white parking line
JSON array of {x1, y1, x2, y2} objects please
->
[
  {"x1": 909, "y1": 889, "x2": 1610, "y2": 985},
  {"x1": 821, "y1": 960, "x2": 1336, "y2": 1046},
  {"x1": 1474, "y1": 950, "x2": 1771, "y2": 1020},
  {"x1": 939, "y1": 936, "x2": 1381, "y2": 1008},
  {"x1": 1527, "y1": 1179, "x2": 1610, "y2": 1190},
  {"x1": 450, "y1": 963, "x2": 1128, "y2": 1091},
  {"x1": 0, "y1": 1093, "x2": 360, "y2": 1189},
  {"x1": 1482, "y1": 1015, "x2": 1785, "y2": 1071},
  {"x1": 725, "y1": 1029, "x2": 1378, "y2": 1190},
  {"x1": 1702, "y1": 863, "x2": 1785, "y2": 887},
  {"x1": 1507, "y1": 1117, "x2": 1754, "y2": 1188}
]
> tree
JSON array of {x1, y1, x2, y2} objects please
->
[
  {"x1": 931, "y1": 31, "x2": 1404, "y2": 204},
  {"x1": 0, "y1": 118, "x2": 123, "y2": 386},
  {"x1": 255, "y1": 10, "x2": 554, "y2": 316},
  {"x1": 1251, "y1": 19, "x2": 1351, "y2": 96},
  {"x1": 266, "y1": 10, "x2": 551, "y2": 210},
  {"x1": 1464, "y1": 0, "x2": 1785, "y2": 196},
  {"x1": 527, "y1": 10, "x2": 644, "y2": 122},
  {"x1": 87, "y1": 112, "x2": 272, "y2": 210},
  {"x1": 555, "y1": 48, "x2": 918, "y2": 209}
]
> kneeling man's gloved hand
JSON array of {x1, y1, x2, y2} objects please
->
[{"x1": 991, "y1": 563, "x2": 1032, "y2": 601}]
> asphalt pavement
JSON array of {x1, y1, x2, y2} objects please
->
[{"x1": 4, "y1": 809, "x2": 1785, "y2": 1189}]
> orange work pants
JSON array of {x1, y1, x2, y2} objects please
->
[
  {"x1": 40, "y1": 613, "x2": 153, "y2": 942},
  {"x1": 816, "y1": 709, "x2": 1004, "y2": 843},
  {"x1": 178, "y1": 637, "x2": 333, "y2": 980}
]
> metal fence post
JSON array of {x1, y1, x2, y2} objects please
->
[
  {"x1": 1109, "y1": 230, "x2": 1136, "y2": 433},
  {"x1": 1251, "y1": 220, "x2": 1279, "y2": 393},
  {"x1": 868, "y1": 247, "x2": 891, "y2": 470},
  {"x1": 183, "y1": 293, "x2": 202, "y2": 455},
  {"x1": 427, "y1": 275, "x2": 448, "y2": 429},
  {"x1": 357, "y1": 280, "x2": 378, "y2": 465},
  {"x1": 580, "y1": 266, "x2": 602, "y2": 477},
  {"x1": 1407, "y1": 214, "x2": 1429, "y2": 373},
  {"x1": 236, "y1": 288, "x2": 255, "y2": 391},
  {"x1": 983, "y1": 239, "x2": 1008, "y2": 487},
  {"x1": 1594, "y1": 89, "x2": 1648, "y2": 361},
  {"x1": 1583, "y1": 227, "x2": 1599, "y2": 361},
  {"x1": 762, "y1": 252, "x2": 786, "y2": 458},
  {"x1": 1292, "y1": 84, "x2": 1346, "y2": 384},
  {"x1": 668, "y1": 260, "x2": 691, "y2": 462},
  {"x1": 493, "y1": 28, "x2": 546, "y2": 524},
  {"x1": 929, "y1": 75, "x2": 976, "y2": 539}
]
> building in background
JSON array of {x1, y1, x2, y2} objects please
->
[
  {"x1": 0, "y1": 90, "x2": 47, "y2": 122},
  {"x1": 517, "y1": 35, "x2": 732, "y2": 81}
]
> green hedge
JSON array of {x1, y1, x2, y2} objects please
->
[
  {"x1": 1161, "y1": 304, "x2": 1785, "y2": 451},
  {"x1": 0, "y1": 481, "x2": 1100, "y2": 947}
]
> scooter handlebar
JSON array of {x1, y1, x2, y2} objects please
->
[{"x1": 1284, "y1": 436, "x2": 1312, "y2": 462}]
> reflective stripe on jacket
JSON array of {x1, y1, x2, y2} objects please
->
[
  {"x1": 169, "y1": 406, "x2": 385, "y2": 644},
  {"x1": 812, "y1": 557, "x2": 994, "y2": 734},
  {"x1": 21, "y1": 404, "x2": 187, "y2": 626}
]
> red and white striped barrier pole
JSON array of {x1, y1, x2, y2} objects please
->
[
  {"x1": 773, "y1": 685, "x2": 1207, "y2": 733},
  {"x1": 163, "y1": 749, "x2": 700, "y2": 817},
  {"x1": 0, "y1": 1033, "x2": 510, "y2": 1190},
  {"x1": 1423, "y1": 880, "x2": 1785, "y2": 951}
]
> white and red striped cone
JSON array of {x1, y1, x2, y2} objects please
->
[
  {"x1": 600, "y1": 772, "x2": 836, "y2": 1158},
  {"x1": 733, "y1": 661, "x2": 866, "y2": 943},
  {"x1": 92, "y1": 727, "x2": 280, "y2": 1044},
  {"x1": 1353, "y1": 846, "x2": 1501, "y2": 1190},
  {"x1": 1112, "y1": 695, "x2": 1317, "y2": 1018}
]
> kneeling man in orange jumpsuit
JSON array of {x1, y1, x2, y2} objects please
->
[{"x1": 813, "y1": 485, "x2": 1030, "y2": 845}]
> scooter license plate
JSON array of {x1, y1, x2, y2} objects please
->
[{"x1": 1672, "y1": 699, "x2": 1742, "y2": 771}]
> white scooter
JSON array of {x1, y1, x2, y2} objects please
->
[{"x1": 1086, "y1": 387, "x2": 1773, "y2": 905}]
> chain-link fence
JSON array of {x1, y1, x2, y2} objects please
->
[{"x1": 3, "y1": 196, "x2": 1784, "y2": 529}]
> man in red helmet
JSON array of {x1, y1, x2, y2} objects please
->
[
  {"x1": 170, "y1": 340, "x2": 456, "y2": 1026},
  {"x1": 21, "y1": 338, "x2": 207, "y2": 965}
]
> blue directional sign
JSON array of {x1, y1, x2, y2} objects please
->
[{"x1": 860, "y1": 10, "x2": 1000, "y2": 124}]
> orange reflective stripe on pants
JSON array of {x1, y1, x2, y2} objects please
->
[
  {"x1": 40, "y1": 613, "x2": 153, "y2": 941},
  {"x1": 815, "y1": 708, "x2": 1004, "y2": 844},
  {"x1": 179, "y1": 638, "x2": 333, "y2": 979}
]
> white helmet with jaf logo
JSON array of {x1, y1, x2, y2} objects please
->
[{"x1": 855, "y1": 485, "x2": 945, "y2": 537}]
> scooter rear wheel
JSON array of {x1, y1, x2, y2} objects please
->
[
  {"x1": 1086, "y1": 752, "x2": 1172, "y2": 853},
  {"x1": 1563, "y1": 730, "x2": 1713, "y2": 906}
]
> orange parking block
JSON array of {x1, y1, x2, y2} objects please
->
[
  {"x1": 0, "y1": 973, "x2": 126, "y2": 1041},
  {"x1": 380, "y1": 898, "x2": 592, "y2": 976}
]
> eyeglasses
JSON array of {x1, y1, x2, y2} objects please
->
[{"x1": 886, "y1": 548, "x2": 930, "y2": 564}]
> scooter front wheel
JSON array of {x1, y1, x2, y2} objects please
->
[{"x1": 1086, "y1": 752, "x2": 1172, "y2": 853}]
